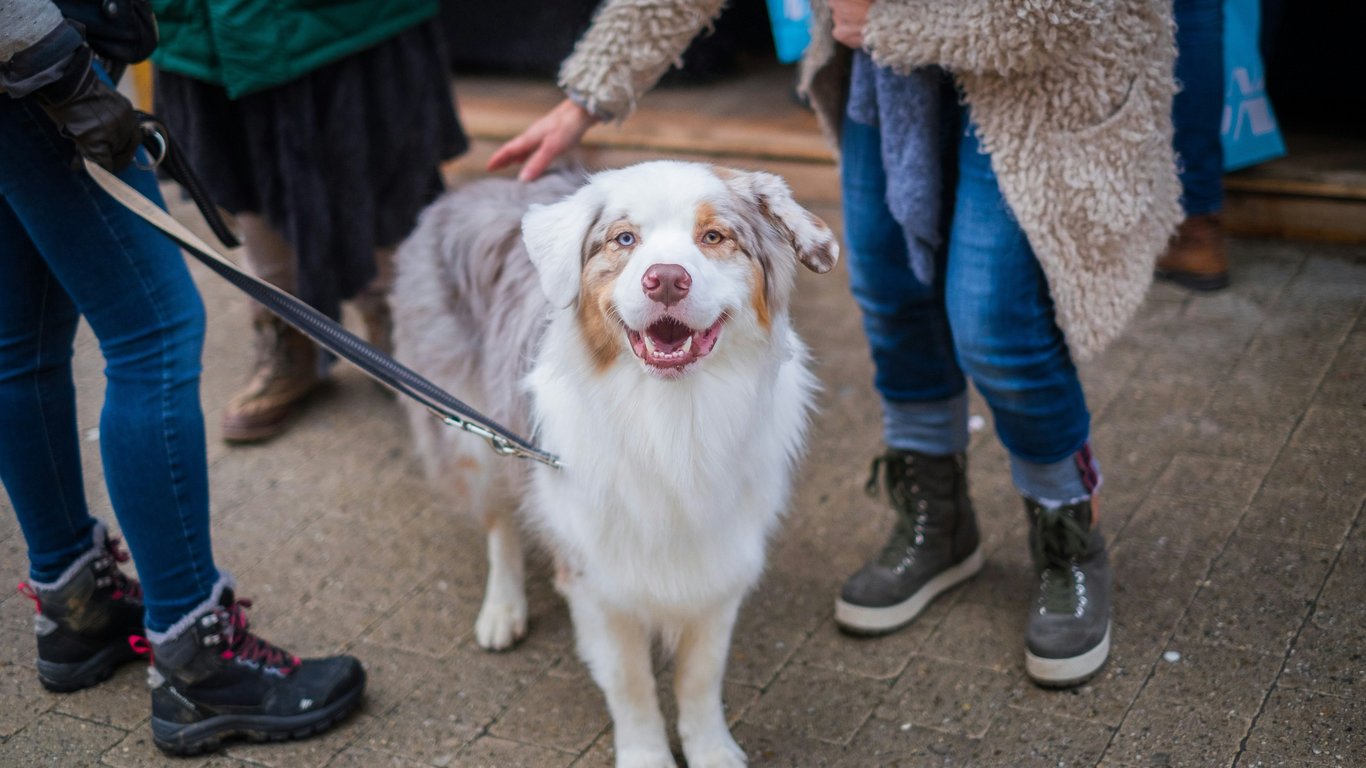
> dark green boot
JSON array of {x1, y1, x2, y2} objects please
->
[
  {"x1": 836, "y1": 449, "x2": 984, "y2": 634},
  {"x1": 1024, "y1": 497, "x2": 1112, "y2": 687}
]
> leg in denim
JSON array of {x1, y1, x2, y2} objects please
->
[
  {"x1": 0, "y1": 94, "x2": 221, "y2": 632},
  {"x1": 840, "y1": 117, "x2": 969, "y2": 456},
  {"x1": 944, "y1": 119, "x2": 1095, "y2": 502},
  {"x1": 1173, "y1": 0, "x2": 1225, "y2": 217}
]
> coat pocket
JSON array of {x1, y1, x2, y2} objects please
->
[{"x1": 1048, "y1": 74, "x2": 1171, "y2": 240}]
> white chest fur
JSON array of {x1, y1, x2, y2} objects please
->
[{"x1": 525, "y1": 315, "x2": 817, "y2": 619}]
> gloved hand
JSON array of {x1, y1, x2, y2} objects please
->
[{"x1": 34, "y1": 44, "x2": 140, "y2": 172}]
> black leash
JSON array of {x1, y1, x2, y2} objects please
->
[{"x1": 82, "y1": 116, "x2": 562, "y2": 469}]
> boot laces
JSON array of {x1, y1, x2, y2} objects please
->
[
  {"x1": 16, "y1": 582, "x2": 40, "y2": 613},
  {"x1": 866, "y1": 454, "x2": 932, "y2": 571},
  {"x1": 15, "y1": 535, "x2": 142, "y2": 610},
  {"x1": 214, "y1": 598, "x2": 300, "y2": 675},
  {"x1": 1031, "y1": 510, "x2": 1090, "y2": 616},
  {"x1": 94, "y1": 536, "x2": 142, "y2": 604}
]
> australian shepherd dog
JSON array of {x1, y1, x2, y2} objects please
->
[{"x1": 392, "y1": 161, "x2": 837, "y2": 767}]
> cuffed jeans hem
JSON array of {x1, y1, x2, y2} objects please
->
[
  {"x1": 145, "y1": 571, "x2": 234, "y2": 643},
  {"x1": 1011, "y1": 446, "x2": 1102, "y2": 508},
  {"x1": 882, "y1": 393, "x2": 970, "y2": 456}
]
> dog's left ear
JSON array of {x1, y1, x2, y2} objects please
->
[
  {"x1": 522, "y1": 186, "x2": 600, "y2": 308},
  {"x1": 726, "y1": 169, "x2": 840, "y2": 274}
]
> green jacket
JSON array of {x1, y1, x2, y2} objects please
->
[{"x1": 150, "y1": 0, "x2": 438, "y2": 98}]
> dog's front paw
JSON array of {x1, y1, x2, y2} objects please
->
[
  {"x1": 475, "y1": 597, "x2": 527, "y2": 651},
  {"x1": 683, "y1": 733, "x2": 747, "y2": 768},
  {"x1": 615, "y1": 747, "x2": 678, "y2": 768}
]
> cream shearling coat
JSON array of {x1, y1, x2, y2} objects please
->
[{"x1": 559, "y1": 0, "x2": 1182, "y2": 358}]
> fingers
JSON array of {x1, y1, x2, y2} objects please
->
[
  {"x1": 519, "y1": 140, "x2": 563, "y2": 182},
  {"x1": 487, "y1": 131, "x2": 539, "y2": 172},
  {"x1": 487, "y1": 99, "x2": 597, "y2": 181}
]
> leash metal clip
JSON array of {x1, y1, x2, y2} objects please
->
[{"x1": 438, "y1": 412, "x2": 564, "y2": 469}]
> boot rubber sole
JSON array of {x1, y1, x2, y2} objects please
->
[
  {"x1": 1026, "y1": 622, "x2": 1111, "y2": 688},
  {"x1": 151, "y1": 675, "x2": 365, "y2": 756},
  {"x1": 36, "y1": 642, "x2": 142, "y2": 693},
  {"x1": 834, "y1": 546, "x2": 985, "y2": 635}
]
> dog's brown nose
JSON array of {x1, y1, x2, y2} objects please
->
[{"x1": 642, "y1": 263, "x2": 691, "y2": 306}]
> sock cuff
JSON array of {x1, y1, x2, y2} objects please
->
[{"x1": 146, "y1": 572, "x2": 235, "y2": 646}]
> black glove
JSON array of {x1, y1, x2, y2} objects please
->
[{"x1": 34, "y1": 44, "x2": 140, "y2": 172}]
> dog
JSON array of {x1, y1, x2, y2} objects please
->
[{"x1": 392, "y1": 161, "x2": 837, "y2": 767}]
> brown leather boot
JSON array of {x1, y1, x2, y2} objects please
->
[
  {"x1": 1155, "y1": 214, "x2": 1229, "y2": 292},
  {"x1": 221, "y1": 309, "x2": 323, "y2": 443}
]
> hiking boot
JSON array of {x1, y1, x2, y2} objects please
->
[
  {"x1": 221, "y1": 309, "x2": 323, "y2": 443},
  {"x1": 1024, "y1": 497, "x2": 1112, "y2": 687},
  {"x1": 18, "y1": 522, "x2": 145, "y2": 692},
  {"x1": 1155, "y1": 213, "x2": 1229, "y2": 292},
  {"x1": 836, "y1": 449, "x2": 984, "y2": 635},
  {"x1": 147, "y1": 588, "x2": 365, "y2": 756}
]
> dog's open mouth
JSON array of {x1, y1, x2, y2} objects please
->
[{"x1": 627, "y1": 316, "x2": 724, "y2": 371}]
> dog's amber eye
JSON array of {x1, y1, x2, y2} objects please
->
[
  {"x1": 614, "y1": 232, "x2": 636, "y2": 247},
  {"x1": 701, "y1": 230, "x2": 723, "y2": 245}
]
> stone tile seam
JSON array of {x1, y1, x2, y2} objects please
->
[
  {"x1": 24, "y1": 708, "x2": 133, "y2": 736},
  {"x1": 1190, "y1": 256, "x2": 1309, "y2": 417},
  {"x1": 469, "y1": 734, "x2": 583, "y2": 757},
  {"x1": 1234, "y1": 500, "x2": 1360, "y2": 759},
  {"x1": 481, "y1": 649, "x2": 597, "y2": 757},
  {"x1": 1105, "y1": 453, "x2": 1176, "y2": 545},
  {"x1": 1094, "y1": 421, "x2": 1313, "y2": 765},
  {"x1": 346, "y1": 581, "x2": 451, "y2": 660}
]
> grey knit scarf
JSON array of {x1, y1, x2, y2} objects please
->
[{"x1": 845, "y1": 52, "x2": 952, "y2": 285}]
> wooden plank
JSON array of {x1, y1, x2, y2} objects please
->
[
  {"x1": 1225, "y1": 194, "x2": 1366, "y2": 244},
  {"x1": 1225, "y1": 134, "x2": 1366, "y2": 201},
  {"x1": 453, "y1": 72, "x2": 1366, "y2": 243},
  {"x1": 456, "y1": 65, "x2": 833, "y2": 164}
]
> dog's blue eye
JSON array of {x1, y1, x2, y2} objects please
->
[{"x1": 614, "y1": 232, "x2": 636, "y2": 247}]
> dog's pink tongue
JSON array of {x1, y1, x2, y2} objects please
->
[{"x1": 647, "y1": 319, "x2": 692, "y2": 354}]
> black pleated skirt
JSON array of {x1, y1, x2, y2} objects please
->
[{"x1": 154, "y1": 19, "x2": 467, "y2": 319}]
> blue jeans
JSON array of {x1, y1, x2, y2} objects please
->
[
  {"x1": 841, "y1": 111, "x2": 1094, "y2": 502},
  {"x1": 1174, "y1": 0, "x2": 1225, "y2": 216},
  {"x1": 0, "y1": 92, "x2": 220, "y2": 632}
]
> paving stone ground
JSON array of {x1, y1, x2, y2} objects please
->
[{"x1": 0, "y1": 157, "x2": 1362, "y2": 767}]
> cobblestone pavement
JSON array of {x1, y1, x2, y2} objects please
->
[{"x1": 0, "y1": 165, "x2": 1362, "y2": 767}]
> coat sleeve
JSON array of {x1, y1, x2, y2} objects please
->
[
  {"x1": 862, "y1": 0, "x2": 1117, "y2": 77},
  {"x1": 0, "y1": 0, "x2": 85, "y2": 98},
  {"x1": 557, "y1": 0, "x2": 727, "y2": 121}
]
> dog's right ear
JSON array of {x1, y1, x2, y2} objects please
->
[{"x1": 522, "y1": 188, "x2": 599, "y2": 309}]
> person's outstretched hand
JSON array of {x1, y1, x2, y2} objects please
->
[{"x1": 487, "y1": 98, "x2": 598, "y2": 182}]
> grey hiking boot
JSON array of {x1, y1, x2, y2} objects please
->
[
  {"x1": 836, "y1": 449, "x2": 984, "y2": 635},
  {"x1": 1024, "y1": 497, "x2": 1112, "y2": 687}
]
